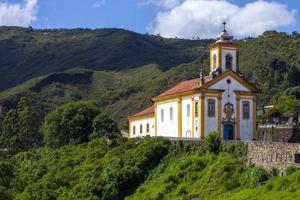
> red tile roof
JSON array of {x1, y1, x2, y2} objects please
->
[
  {"x1": 131, "y1": 105, "x2": 154, "y2": 117},
  {"x1": 157, "y1": 76, "x2": 211, "y2": 98}
]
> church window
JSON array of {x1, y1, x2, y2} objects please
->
[
  {"x1": 140, "y1": 124, "x2": 143, "y2": 134},
  {"x1": 187, "y1": 104, "x2": 191, "y2": 117},
  {"x1": 161, "y1": 109, "x2": 164, "y2": 122},
  {"x1": 225, "y1": 53, "x2": 233, "y2": 69},
  {"x1": 170, "y1": 107, "x2": 173, "y2": 121},
  {"x1": 242, "y1": 101, "x2": 250, "y2": 119},
  {"x1": 213, "y1": 54, "x2": 217, "y2": 69},
  {"x1": 146, "y1": 123, "x2": 150, "y2": 133},
  {"x1": 195, "y1": 101, "x2": 199, "y2": 117},
  {"x1": 208, "y1": 99, "x2": 216, "y2": 117},
  {"x1": 133, "y1": 126, "x2": 136, "y2": 135}
]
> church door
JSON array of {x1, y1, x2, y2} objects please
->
[{"x1": 223, "y1": 124, "x2": 234, "y2": 140}]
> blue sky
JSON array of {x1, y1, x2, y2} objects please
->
[{"x1": 1, "y1": 0, "x2": 299, "y2": 38}]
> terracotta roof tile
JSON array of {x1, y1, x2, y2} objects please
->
[
  {"x1": 132, "y1": 105, "x2": 154, "y2": 117},
  {"x1": 157, "y1": 76, "x2": 211, "y2": 98}
]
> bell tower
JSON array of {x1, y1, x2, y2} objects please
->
[{"x1": 209, "y1": 22, "x2": 239, "y2": 76}]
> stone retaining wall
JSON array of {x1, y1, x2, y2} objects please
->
[{"x1": 247, "y1": 141, "x2": 300, "y2": 172}]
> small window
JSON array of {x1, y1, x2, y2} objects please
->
[
  {"x1": 295, "y1": 154, "x2": 300, "y2": 163},
  {"x1": 146, "y1": 123, "x2": 150, "y2": 133},
  {"x1": 187, "y1": 104, "x2": 191, "y2": 117},
  {"x1": 161, "y1": 109, "x2": 164, "y2": 122},
  {"x1": 170, "y1": 107, "x2": 173, "y2": 121},
  {"x1": 133, "y1": 126, "x2": 136, "y2": 135},
  {"x1": 195, "y1": 101, "x2": 199, "y2": 117},
  {"x1": 225, "y1": 53, "x2": 233, "y2": 69},
  {"x1": 140, "y1": 124, "x2": 143, "y2": 134},
  {"x1": 208, "y1": 99, "x2": 216, "y2": 117},
  {"x1": 242, "y1": 101, "x2": 250, "y2": 119},
  {"x1": 213, "y1": 54, "x2": 217, "y2": 69}
]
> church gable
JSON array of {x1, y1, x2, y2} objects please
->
[{"x1": 204, "y1": 71, "x2": 256, "y2": 92}]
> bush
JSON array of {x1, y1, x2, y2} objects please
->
[
  {"x1": 204, "y1": 132, "x2": 221, "y2": 154},
  {"x1": 248, "y1": 166, "x2": 270, "y2": 187},
  {"x1": 285, "y1": 165, "x2": 299, "y2": 176},
  {"x1": 44, "y1": 101, "x2": 120, "y2": 147}
]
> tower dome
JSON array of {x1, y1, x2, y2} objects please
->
[{"x1": 216, "y1": 22, "x2": 233, "y2": 43}]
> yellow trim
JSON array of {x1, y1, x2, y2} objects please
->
[
  {"x1": 218, "y1": 95, "x2": 222, "y2": 137},
  {"x1": 202, "y1": 89, "x2": 225, "y2": 94},
  {"x1": 155, "y1": 102, "x2": 158, "y2": 136},
  {"x1": 218, "y1": 46, "x2": 222, "y2": 69},
  {"x1": 209, "y1": 43, "x2": 240, "y2": 50},
  {"x1": 128, "y1": 113, "x2": 154, "y2": 121},
  {"x1": 236, "y1": 95, "x2": 241, "y2": 140},
  {"x1": 200, "y1": 94, "x2": 205, "y2": 139},
  {"x1": 192, "y1": 98, "x2": 195, "y2": 138},
  {"x1": 202, "y1": 70, "x2": 257, "y2": 92},
  {"x1": 234, "y1": 91, "x2": 255, "y2": 96},
  {"x1": 153, "y1": 90, "x2": 197, "y2": 102},
  {"x1": 129, "y1": 121, "x2": 131, "y2": 138},
  {"x1": 178, "y1": 97, "x2": 182, "y2": 138},
  {"x1": 253, "y1": 97, "x2": 257, "y2": 140}
]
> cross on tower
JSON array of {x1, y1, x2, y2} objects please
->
[{"x1": 223, "y1": 21, "x2": 227, "y2": 32}]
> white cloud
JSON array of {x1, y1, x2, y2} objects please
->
[
  {"x1": 94, "y1": 0, "x2": 106, "y2": 8},
  {"x1": 142, "y1": 0, "x2": 181, "y2": 9},
  {"x1": 0, "y1": 0, "x2": 38, "y2": 27},
  {"x1": 149, "y1": 0, "x2": 296, "y2": 38}
]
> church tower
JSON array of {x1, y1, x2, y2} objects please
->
[{"x1": 209, "y1": 22, "x2": 239, "y2": 76}]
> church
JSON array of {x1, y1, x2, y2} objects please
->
[{"x1": 128, "y1": 24, "x2": 258, "y2": 141}]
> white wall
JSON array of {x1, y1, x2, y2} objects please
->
[
  {"x1": 130, "y1": 117, "x2": 155, "y2": 138},
  {"x1": 157, "y1": 100, "x2": 178, "y2": 137},
  {"x1": 221, "y1": 49, "x2": 237, "y2": 72},
  {"x1": 182, "y1": 97, "x2": 192, "y2": 138}
]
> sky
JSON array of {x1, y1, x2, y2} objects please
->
[{"x1": 0, "y1": 0, "x2": 299, "y2": 39}]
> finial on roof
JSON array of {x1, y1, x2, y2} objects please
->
[
  {"x1": 216, "y1": 21, "x2": 233, "y2": 43},
  {"x1": 223, "y1": 21, "x2": 227, "y2": 32},
  {"x1": 200, "y1": 67, "x2": 205, "y2": 84}
]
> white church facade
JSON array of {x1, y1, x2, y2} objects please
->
[{"x1": 128, "y1": 26, "x2": 258, "y2": 141}]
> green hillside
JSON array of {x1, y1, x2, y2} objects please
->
[
  {"x1": 0, "y1": 30, "x2": 300, "y2": 128},
  {"x1": 2, "y1": 136, "x2": 300, "y2": 200},
  {"x1": 0, "y1": 26, "x2": 210, "y2": 91},
  {"x1": 0, "y1": 61, "x2": 206, "y2": 127}
]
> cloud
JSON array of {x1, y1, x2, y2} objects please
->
[
  {"x1": 0, "y1": 0, "x2": 38, "y2": 27},
  {"x1": 94, "y1": 0, "x2": 106, "y2": 8},
  {"x1": 149, "y1": 0, "x2": 296, "y2": 38},
  {"x1": 142, "y1": 0, "x2": 181, "y2": 9}
]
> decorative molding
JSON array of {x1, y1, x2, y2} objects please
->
[{"x1": 178, "y1": 97, "x2": 182, "y2": 138}]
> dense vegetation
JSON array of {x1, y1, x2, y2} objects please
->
[{"x1": 1, "y1": 133, "x2": 300, "y2": 200}]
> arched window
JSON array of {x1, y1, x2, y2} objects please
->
[
  {"x1": 207, "y1": 99, "x2": 216, "y2": 117},
  {"x1": 133, "y1": 126, "x2": 136, "y2": 135},
  {"x1": 213, "y1": 54, "x2": 217, "y2": 69},
  {"x1": 225, "y1": 53, "x2": 233, "y2": 69},
  {"x1": 146, "y1": 123, "x2": 150, "y2": 133},
  {"x1": 242, "y1": 101, "x2": 250, "y2": 119}
]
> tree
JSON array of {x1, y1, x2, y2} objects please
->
[
  {"x1": 91, "y1": 112, "x2": 121, "y2": 140},
  {"x1": 0, "y1": 97, "x2": 42, "y2": 153},
  {"x1": 44, "y1": 101, "x2": 120, "y2": 147}
]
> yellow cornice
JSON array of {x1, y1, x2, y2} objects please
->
[
  {"x1": 153, "y1": 90, "x2": 197, "y2": 102},
  {"x1": 209, "y1": 42, "x2": 240, "y2": 50},
  {"x1": 234, "y1": 90, "x2": 255, "y2": 97},
  {"x1": 128, "y1": 113, "x2": 154, "y2": 121}
]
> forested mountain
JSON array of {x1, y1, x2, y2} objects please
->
[
  {"x1": 0, "y1": 28, "x2": 300, "y2": 127},
  {"x1": 0, "y1": 27, "x2": 210, "y2": 91}
]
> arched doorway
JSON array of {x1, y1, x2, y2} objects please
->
[{"x1": 224, "y1": 124, "x2": 234, "y2": 140}]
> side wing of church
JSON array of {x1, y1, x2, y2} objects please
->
[{"x1": 128, "y1": 26, "x2": 258, "y2": 141}]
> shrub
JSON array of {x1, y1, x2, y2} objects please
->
[
  {"x1": 204, "y1": 132, "x2": 221, "y2": 154},
  {"x1": 248, "y1": 166, "x2": 270, "y2": 187},
  {"x1": 285, "y1": 165, "x2": 299, "y2": 176}
]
